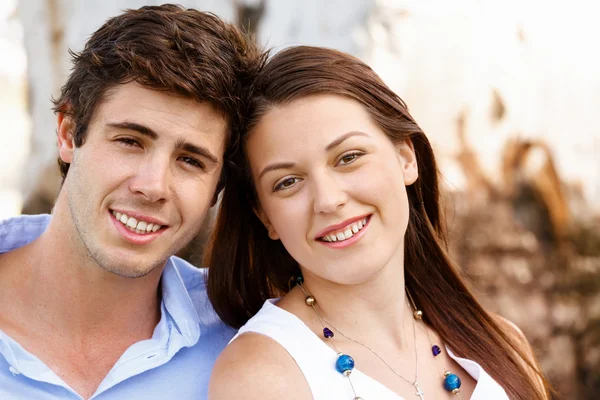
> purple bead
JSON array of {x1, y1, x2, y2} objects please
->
[
  {"x1": 432, "y1": 345, "x2": 441, "y2": 356},
  {"x1": 323, "y1": 327, "x2": 334, "y2": 338}
]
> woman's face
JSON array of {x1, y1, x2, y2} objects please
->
[{"x1": 247, "y1": 94, "x2": 418, "y2": 285}]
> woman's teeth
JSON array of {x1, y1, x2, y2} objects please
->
[
  {"x1": 321, "y1": 218, "x2": 368, "y2": 242},
  {"x1": 112, "y1": 211, "x2": 161, "y2": 234}
]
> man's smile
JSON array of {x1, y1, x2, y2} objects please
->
[
  {"x1": 110, "y1": 209, "x2": 166, "y2": 235},
  {"x1": 109, "y1": 209, "x2": 169, "y2": 245}
]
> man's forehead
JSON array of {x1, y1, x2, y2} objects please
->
[{"x1": 95, "y1": 84, "x2": 227, "y2": 135}]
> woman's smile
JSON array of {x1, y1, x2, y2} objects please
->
[{"x1": 316, "y1": 214, "x2": 371, "y2": 248}]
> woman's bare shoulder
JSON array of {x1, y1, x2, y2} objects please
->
[
  {"x1": 209, "y1": 332, "x2": 312, "y2": 400},
  {"x1": 493, "y1": 315, "x2": 531, "y2": 353},
  {"x1": 494, "y1": 315, "x2": 550, "y2": 399}
]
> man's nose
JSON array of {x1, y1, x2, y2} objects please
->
[{"x1": 128, "y1": 156, "x2": 171, "y2": 203}]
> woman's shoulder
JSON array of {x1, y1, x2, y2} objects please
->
[
  {"x1": 493, "y1": 314, "x2": 549, "y2": 398},
  {"x1": 493, "y1": 315, "x2": 532, "y2": 355},
  {"x1": 209, "y1": 332, "x2": 312, "y2": 400}
]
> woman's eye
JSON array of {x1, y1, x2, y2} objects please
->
[
  {"x1": 273, "y1": 177, "x2": 300, "y2": 192},
  {"x1": 337, "y1": 151, "x2": 364, "y2": 166}
]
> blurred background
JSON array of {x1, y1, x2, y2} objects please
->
[{"x1": 1, "y1": 0, "x2": 598, "y2": 398}]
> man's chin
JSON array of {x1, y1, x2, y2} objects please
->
[
  {"x1": 101, "y1": 265, "x2": 160, "y2": 279},
  {"x1": 93, "y1": 253, "x2": 167, "y2": 279}
]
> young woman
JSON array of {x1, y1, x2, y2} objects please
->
[{"x1": 206, "y1": 46, "x2": 550, "y2": 399}]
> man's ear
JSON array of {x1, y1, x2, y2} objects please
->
[
  {"x1": 253, "y1": 207, "x2": 280, "y2": 240},
  {"x1": 57, "y1": 112, "x2": 76, "y2": 164},
  {"x1": 396, "y1": 139, "x2": 418, "y2": 186}
]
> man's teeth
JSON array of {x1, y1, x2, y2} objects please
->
[
  {"x1": 321, "y1": 218, "x2": 368, "y2": 242},
  {"x1": 112, "y1": 211, "x2": 161, "y2": 234}
]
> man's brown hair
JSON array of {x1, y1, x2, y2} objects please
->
[{"x1": 53, "y1": 4, "x2": 263, "y2": 181}]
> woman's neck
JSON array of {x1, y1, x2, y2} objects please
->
[{"x1": 280, "y1": 260, "x2": 415, "y2": 351}]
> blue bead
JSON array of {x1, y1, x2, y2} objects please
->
[
  {"x1": 335, "y1": 354, "x2": 355, "y2": 375},
  {"x1": 432, "y1": 345, "x2": 441, "y2": 356},
  {"x1": 323, "y1": 327, "x2": 334, "y2": 338},
  {"x1": 443, "y1": 373, "x2": 462, "y2": 391}
]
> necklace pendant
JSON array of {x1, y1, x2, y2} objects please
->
[{"x1": 413, "y1": 382, "x2": 425, "y2": 400}]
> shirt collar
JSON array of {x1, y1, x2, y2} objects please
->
[{"x1": 160, "y1": 258, "x2": 201, "y2": 346}]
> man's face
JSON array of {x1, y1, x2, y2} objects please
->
[{"x1": 59, "y1": 82, "x2": 226, "y2": 277}]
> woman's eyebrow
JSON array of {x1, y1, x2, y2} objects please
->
[
  {"x1": 259, "y1": 162, "x2": 296, "y2": 180},
  {"x1": 258, "y1": 131, "x2": 370, "y2": 180},
  {"x1": 325, "y1": 131, "x2": 369, "y2": 151}
]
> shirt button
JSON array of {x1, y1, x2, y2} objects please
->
[{"x1": 9, "y1": 366, "x2": 20, "y2": 376}]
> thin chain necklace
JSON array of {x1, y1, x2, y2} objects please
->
[
  {"x1": 298, "y1": 282, "x2": 424, "y2": 397},
  {"x1": 294, "y1": 276, "x2": 463, "y2": 400},
  {"x1": 407, "y1": 289, "x2": 464, "y2": 400}
]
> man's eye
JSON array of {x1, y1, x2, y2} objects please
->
[
  {"x1": 117, "y1": 138, "x2": 141, "y2": 147},
  {"x1": 337, "y1": 151, "x2": 364, "y2": 166},
  {"x1": 180, "y1": 156, "x2": 205, "y2": 170},
  {"x1": 273, "y1": 177, "x2": 300, "y2": 192}
]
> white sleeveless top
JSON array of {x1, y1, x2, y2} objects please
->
[{"x1": 232, "y1": 299, "x2": 510, "y2": 400}]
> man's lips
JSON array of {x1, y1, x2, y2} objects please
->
[
  {"x1": 110, "y1": 208, "x2": 167, "y2": 227},
  {"x1": 109, "y1": 211, "x2": 166, "y2": 245}
]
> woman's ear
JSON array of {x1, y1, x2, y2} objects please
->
[
  {"x1": 57, "y1": 112, "x2": 76, "y2": 164},
  {"x1": 396, "y1": 139, "x2": 418, "y2": 186},
  {"x1": 253, "y1": 207, "x2": 280, "y2": 240}
]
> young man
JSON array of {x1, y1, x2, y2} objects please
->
[{"x1": 0, "y1": 5, "x2": 262, "y2": 399}]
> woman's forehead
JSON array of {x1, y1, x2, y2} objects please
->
[{"x1": 250, "y1": 95, "x2": 374, "y2": 141}]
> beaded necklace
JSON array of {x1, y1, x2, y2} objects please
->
[{"x1": 293, "y1": 275, "x2": 463, "y2": 399}]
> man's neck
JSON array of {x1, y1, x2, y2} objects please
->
[
  {"x1": 0, "y1": 215, "x2": 163, "y2": 342},
  {"x1": 0, "y1": 215, "x2": 165, "y2": 399}
]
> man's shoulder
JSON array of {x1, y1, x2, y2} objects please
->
[
  {"x1": 0, "y1": 214, "x2": 51, "y2": 253},
  {"x1": 0, "y1": 214, "x2": 51, "y2": 228}
]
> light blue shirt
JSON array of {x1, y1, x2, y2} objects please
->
[{"x1": 0, "y1": 214, "x2": 236, "y2": 399}]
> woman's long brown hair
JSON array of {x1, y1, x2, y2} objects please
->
[{"x1": 206, "y1": 46, "x2": 551, "y2": 399}]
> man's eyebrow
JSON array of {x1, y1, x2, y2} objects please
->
[
  {"x1": 108, "y1": 121, "x2": 220, "y2": 164},
  {"x1": 259, "y1": 162, "x2": 296, "y2": 180},
  {"x1": 106, "y1": 122, "x2": 158, "y2": 139},
  {"x1": 325, "y1": 131, "x2": 369, "y2": 151},
  {"x1": 175, "y1": 139, "x2": 220, "y2": 165}
]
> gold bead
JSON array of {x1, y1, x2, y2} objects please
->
[
  {"x1": 354, "y1": 398, "x2": 364, "y2": 400},
  {"x1": 305, "y1": 295, "x2": 316, "y2": 306},
  {"x1": 444, "y1": 370, "x2": 452, "y2": 376},
  {"x1": 452, "y1": 388, "x2": 460, "y2": 395},
  {"x1": 413, "y1": 310, "x2": 423, "y2": 320},
  {"x1": 343, "y1": 369, "x2": 352, "y2": 377}
]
